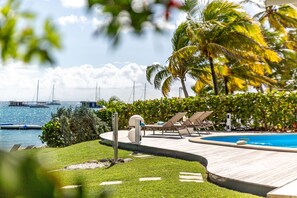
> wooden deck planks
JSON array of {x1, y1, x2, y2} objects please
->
[{"x1": 101, "y1": 130, "x2": 297, "y2": 190}]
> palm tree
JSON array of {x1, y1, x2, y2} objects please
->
[
  {"x1": 146, "y1": 22, "x2": 210, "y2": 97},
  {"x1": 241, "y1": 1, "x2": 297, "y2": 42},
  {"x1": 263, "y1": 29, "x2": 297, "y2": 89},
  {"x1": 185, "y1": 0, "x2": 280, "y2": 95},
  {"x1": 241, "y1": 1, "x2": 297, "y2": 89}
]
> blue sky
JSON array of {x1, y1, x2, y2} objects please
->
[
  {"x1": 22, "y1": 0, "x2": 176, "y2": 67},
  {"x1": 0, "y1": 0, "x2": 261, "y2": 102}
]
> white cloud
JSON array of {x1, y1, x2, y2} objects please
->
[
  {"x1": 60, "y1": 0, "x2": 86, "y2": 8},
  {"x1": 58, "y1": 15, "x2": 88, "y2": 26},
  {"x1": 0, "y1": 62, "x2": 172, "y2": 102},
  {"x1": 57, "y1": 15, "x2": 108, "y2": 29}
]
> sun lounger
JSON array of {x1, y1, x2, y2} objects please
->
[
  {"x1": 142, "y1": 112, "x2": 189, "y2": 138},
  {"x1": 183, "y1": 111, "x2": 205, "y2": 127},
  {"x1": 24, "y1": 145, "x2": 35, "y2": 150},
  {"x1": 9, "y1": 144, "x2": 21, "y2": 152},
  {"x1": 184, "y1": 111, "x2": 215, "y2": 135}
]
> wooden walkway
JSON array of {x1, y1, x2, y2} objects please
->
[{"x1": 100, "y1": 131, "x2": 297, "y2": 197}]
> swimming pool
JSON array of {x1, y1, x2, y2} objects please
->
[{"x1": 201, "y1": 134, "x2": 297, "y2": 148}]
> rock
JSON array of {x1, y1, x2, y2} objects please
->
[{"x1": 123, "y1": 158, "x2": 133, "y2": 163}]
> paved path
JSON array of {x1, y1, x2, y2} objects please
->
[{"x1": 100, "y1": 131, "x2": 297, "y2": 196}]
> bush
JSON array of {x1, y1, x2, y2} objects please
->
[
  {"x1": 109, "y1": 92, "x2": 297, "y2": 131},
  {"x1": 40, "y1": 106, "x2": 110, "y2": 147},
  {"x1": 40, "y1": 120, "x2": 63, "y2": 147},
  {"x1": 95, "y1": 109, "x2": 113, "y2": 129}
]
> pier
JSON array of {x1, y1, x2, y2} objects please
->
[{"x1": 0, "y1": 124, "x2": 42, "y2": 130}]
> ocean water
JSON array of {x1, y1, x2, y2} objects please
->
[{"x1": 0, "y1": 102, "x2": 78, "y2": 150}]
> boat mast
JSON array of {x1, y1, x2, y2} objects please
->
[
  {"x1": 36, "y1": 80, "x2": 39, "y2": 103},
  {"x1": 95, "y1": 83, "x2": 98, "y2": 101},
  {"x1": 52, "y1": 84, "x2": 55, "y2": 102}
]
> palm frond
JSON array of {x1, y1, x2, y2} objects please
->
[
  {"x1": 161, "y1": 76, "x2": 173, "y2": 97},
  {"x1": 254, "y1": 11, "x2": 267, "y2": 22},
  {"x1": 153, "y1": 69, "x2": 170, "y2": 89},
  {"x1": 146, "y1": 64, "x2": 165, "y2": 84},
  {"x1": 171, "y1": 22, "x2": 190, "y2": 51},
  {"x1": 206, "y1": 42, "x2": 244, "y2": 61}
]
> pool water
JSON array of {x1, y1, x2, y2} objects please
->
[{"x1": 202, "y1": 134, "x2": 297, "y2": 148}]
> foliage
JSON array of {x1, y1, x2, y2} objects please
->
[
  {"x1": 240, "y1": 1, "x2": 297, "y2": 92},
  {"x1": 40, "y1": 120, "x2": 63, "y2": 147},
  {"x1": 108, "y1": 92, "x2": 297, "y2": 131},
  {"x1": 0, "y1": 151, "x2": 63, "y2": 197},
  {"x1": 40, "y1": 106, "x2": 110, "y2": 147},
  {"x1": 96, "y1": 96, "x2": 128, "y2": 129},
  {"x1": 87, "y1": 0, "x2": 183, "y2": 45},
  {"x1": 185, "y1": 0, "x2": 280, "y2": 95},
  {"x1": 146, "y1": 22, "x2": 211, "y2": 98},
  {"x1": 0, "y1": 0, "x2": 61, "y2": 64},
  {"x1": 22, "y1": 140, "x2": 258, "y2": 198},
  {"x1": 95, "y1": 109, "x2": 113, "y2": 130}
]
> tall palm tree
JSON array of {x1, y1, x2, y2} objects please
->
[
  {"x1": 241, "y1": 1, "x2": 297, "y2": 42},
  {"x1": 186, "y1": 0, "x2": 280, "y2": 95},
  {"x1": 146, "y1": 22, "x2": 210, "y2": 97}
]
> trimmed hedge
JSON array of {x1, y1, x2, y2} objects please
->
[{"x1": 111, "y1": 92, "x2": 297, "y2": 131}]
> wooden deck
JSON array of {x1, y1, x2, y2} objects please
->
[{"x1": 100, "y1": 130, "x2": 297, "y2": 197}]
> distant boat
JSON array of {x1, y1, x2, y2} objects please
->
[
  {"x1": 80, "y1": 101, "x2": 101, "y2": 108},
  {"x1": 8, "y1": 101, "x2": 29, "y2": 107},
  {"x1": 47, "y1": 85, "x2": 61, "y2": 105},
  {"x1": 29, "y1": 80, "x2": 49, "y2": 108}
]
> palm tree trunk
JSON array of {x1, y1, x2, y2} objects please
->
[
  {"x1": 224, "y1": 76, "x2": 229, "y2": 95},
  {"x1": 181, "y1": 79, "x2": 189, "y2": 98},
  {"x1": 209, "y1": 56, "x2": 219, "y2": 95}
]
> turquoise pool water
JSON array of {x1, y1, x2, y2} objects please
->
[{"x1": 202, "y1": 134, "x2": 297, "y2": 148}]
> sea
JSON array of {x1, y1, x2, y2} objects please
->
[{"x1": 0, "y1": 101, "x2": 79, "y2": 150}]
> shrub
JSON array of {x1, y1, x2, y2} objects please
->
[
  {"x1": 40, "y1": 106, "x2": 110, "y2": 147},
  {"x1": 109, "y1": 92, "x2": 297, "y2": 131},
  {"x1": 40, "y1": 120, "x2": 63, "y2": 147}
]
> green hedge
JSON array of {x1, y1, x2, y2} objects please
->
[{"x1": 111, "y1": 92, "x2": 297, "y2": 131}]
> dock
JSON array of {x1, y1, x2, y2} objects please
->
[{"x1": 0, "y1": 124, "x2": 42, "y2": 130}]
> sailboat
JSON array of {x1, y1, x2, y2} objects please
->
[
  {"x1": 47, "y1": 85, "x2": 61, "y2": 105},
  {"x1": 29, "y1": 80, "x2": 49, "y2": 108}
]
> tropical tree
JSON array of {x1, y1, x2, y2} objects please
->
[
  {"x1": 186, "y1": 0, "x2": 280, "y2": 95},
  {"x1": 146, "y1": 22, "x2": 210, "y2": 97},
  {"x1": 241, "y1": 1, "x2": 297, "y2": 41},
  {"x1": 264, "y1": 29, "x2": 297, "y2": 90},
  {"x1": 240, "y1": 1, "x2": 297, "y2": 90},
  {"x1": 0, "y1": 0, "x2": 61, "y2": 64}
]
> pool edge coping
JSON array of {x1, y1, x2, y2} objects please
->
[{"x1": 189, "y1": 133, "x2": 297, "y2": 153}]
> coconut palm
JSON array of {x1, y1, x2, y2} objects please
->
[
  {"x1": 146, "y1": 22, "x2": 210, "y2": 97},
  {"x1": 241, "y1": 1, "x2": 297, "y2": 42},
  {"x1": 263, "y1": 29, "x2": 297, "y2": 89},
  {"x1": 186, "y1": 0, "x2": 280, "y2": 95}
]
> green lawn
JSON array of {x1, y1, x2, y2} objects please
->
[{"x1": 22, "y1": 140, "x2": 258, "y2": 198}]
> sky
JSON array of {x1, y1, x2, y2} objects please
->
[{"x1": 0, "y1": 0, "x2": 261, "y2": 102}]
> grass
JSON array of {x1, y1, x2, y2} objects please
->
[{"x1": 22, "y1": 140, "x2": 259, "y2": 198}]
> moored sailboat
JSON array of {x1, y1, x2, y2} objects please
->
[
  {"x1": 29, "y1": 80, "x2": 49, "y2": 108},
  {"x1": 47, "y1": 85, "x2": 61, "y2": 105}
]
